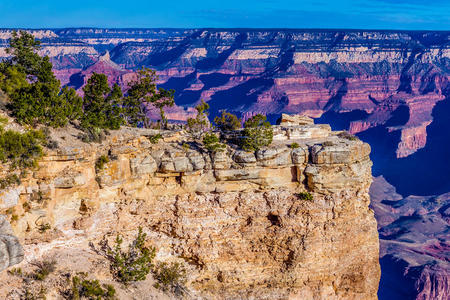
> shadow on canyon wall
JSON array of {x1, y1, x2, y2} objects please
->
[
  {"x1": 362, "y1": 94, "x2": 450, "y2": 197},
  {"x1": 316, "y1": 94, "x2": 450, "y2": 197}
]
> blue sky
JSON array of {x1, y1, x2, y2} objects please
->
[{"x1": 0, "y1": 0, "x2": 448, "y2": 30}]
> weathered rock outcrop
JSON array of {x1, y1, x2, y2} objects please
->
[
  {"x1": 0, "y1": 120, "x2": 380, "y2": 299},
  {"x1": 0, "y1": 215, "x2": 23, "y2": 271}
]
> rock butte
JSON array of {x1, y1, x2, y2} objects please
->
[{"x1": 0, "y1": 116, "x2": 380, "y2": 299}]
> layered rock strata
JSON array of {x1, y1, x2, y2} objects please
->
[
  {"x1": 0, "y1": 119, "x2": 380, "y2": 299},
  {"x1": 1, "y1": 29, "x2": 448, "y2": 158}
]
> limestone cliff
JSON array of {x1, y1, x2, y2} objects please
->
[{"x1": 0, "y1": 118, "x2": 380, "y2": 299}]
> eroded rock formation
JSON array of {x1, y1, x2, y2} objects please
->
[
  {"x1": 0, "y1": 215, "x2": 23, "y2": 272},
  {"x1": 0, "y1": 119, "x2": 380, "y2": 299}
]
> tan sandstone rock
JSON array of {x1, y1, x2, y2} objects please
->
[{"x1": 0, "y1": 121, "x2": 380, "y2": 300}]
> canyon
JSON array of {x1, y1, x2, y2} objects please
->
[
  {"x1": 0, "y1": 116, "x2": 380, "y2": 299},
  {"x1": 0, "y1": 28, "x2": 449, "y2": 299},
  {"x1": 1, "y1": 29, "x2": 448, "y2": 165}
]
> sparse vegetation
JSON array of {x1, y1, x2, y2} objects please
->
[
  {"x1": 35, "y1": 216, "x2": 51, "y2": 233},
  {"x1": 0, "y1": 116, "x2": 8, "y2": 126},
  {"x1": 105, "y1": 227, "x2": 156, "y2": 284},
  {"x1": 77, "y1": 127, "x2": 107, "y2": 144},
  {"x1": 153, "y1": 261, "x2": 187, "y2": 296},
  {"x1": 323, "y1": 141, "x2": 334, "y2": 147},
  {"x1": 37, "y1": 223, "x2": 51, "y2": 233},
  {"x1": 0, "y1": 174, "x2": 21, "y2": 189},
  {"x1": 148, "y1": 133, "x2": 162, "y2": 144},
  {"x1": 70, "y1": 273, "x2": 116, "y2": 300},
  {"x1": 296, "y1": 192, "x2": 313, "y2": 201},
  {"x1": 32, "y1": 190, "x2": 45, "y2": 203},
  {"x1": 23, "y1": 285, "x2": 47, "y2": 300},
  {"x1": 338, "y1": 131, "x2": 358, "y2": 141},
  {"x1": 45, "y1": 139, "x2": 59, "y2": 149},
  {"x1": 290, "y1": 142, "x2": 300, "y2": 149},
  {"x1": 30, "y1": 259, "x2": 57, "y2": 281},
  {"x1": 0, "y1": 126, "x2": 45, "y2": 170},
  {"x1": 214, "y1": 110, "x2": 241, "y2": 132},
  {"x1": 182, "y1": 143, "x2": 190, "y2": 152},
  {"x1": 95, "y1": 155, "x2": 109, "y2": 171},
  {"x1": 240, "y1": 114, "x2": 273, "y2": 152},
  {"x1": 202, "y1": 132, "x2": 226, "y2": 152},
  {"x1": 23, "y1": 201, "x2": 31, "y2": 212},
  {"x1": 7, "y1": 267, "x2": 23, "y2": 276},
  {"x1": 186, "y1": 100, "x2": 210, "y2": 139}
]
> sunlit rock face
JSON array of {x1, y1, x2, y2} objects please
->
[{"x1": 0, "y1": 121, "x2": 380, "y2": 299}]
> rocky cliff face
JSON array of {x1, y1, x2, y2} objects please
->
[{"x1": 0, "y1": 119, "x2": 380, "y2": 299}]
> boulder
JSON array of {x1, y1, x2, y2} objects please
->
[
  {"x1": 311, "y1": 141, "x2": 371, "y2": 164},
  {"x1": 214, "y1": 168, "x2": 260, "y2": 181},
  {"x1": 0, "y1": 215, "x2": 24, "y2": 272},
  {"x1": 187, "y1": 152, "x2": 206, "y2": 170},
  {"x1": 160, "y1": 156, "x2": 193, "y2": 173},
  {"x1": 0, "y1": 187, "x2": 23, "y2": 210},
  {"x1": 233, "y1": 151, "x2": 256, "y2": 164},
  {"x1": 286, "y1": 125, "x2": 331, "y2": 139},
  {"x1": 256, "y1": 148, "x2": 292, "y2": 166},
  {"x1": 211, "y1": 151, "x2": 232, "y2": 170},
  {"x1": 130, "y1": 155, "x2": 157, "y2": 176},
  {"x1": 291, "y1": 147, "x2": 308, "y2": 164},
  {"x1": 53, "y1": 172, "x2": 87, "y2": 189},
  {"x1": 279, "y1": 114, "x2": 314, "y2": 126}
]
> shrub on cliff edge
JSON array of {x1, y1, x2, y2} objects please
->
[
  {"x1": 241, "y1": 114, "x2": 273, "y2": 152},
  {"x1": 214, "y1": 110, "x2": 241, "y2": 132},
  {"x1": 81, "y1": 73, "x2": 123, "y2": 130},
  {"x1": 202, "y1": 132, "x2": 226, "y2": 152},
  {"x1": 0, "y1": 126, "x2": 45, "y2": 170},
  {"x1": 296, "y1": 192, "x2": 313, "y2": 201},
  {"x1": 186, "y1": 100, "x2": 210, "y2": 139},
  {"x1": 125, "y1": 67, "x2": 175, "y2": 128}
]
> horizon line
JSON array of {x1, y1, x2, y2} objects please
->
[{"x1": 0, "y1": 27, "x2": 449, "y2": 33}]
